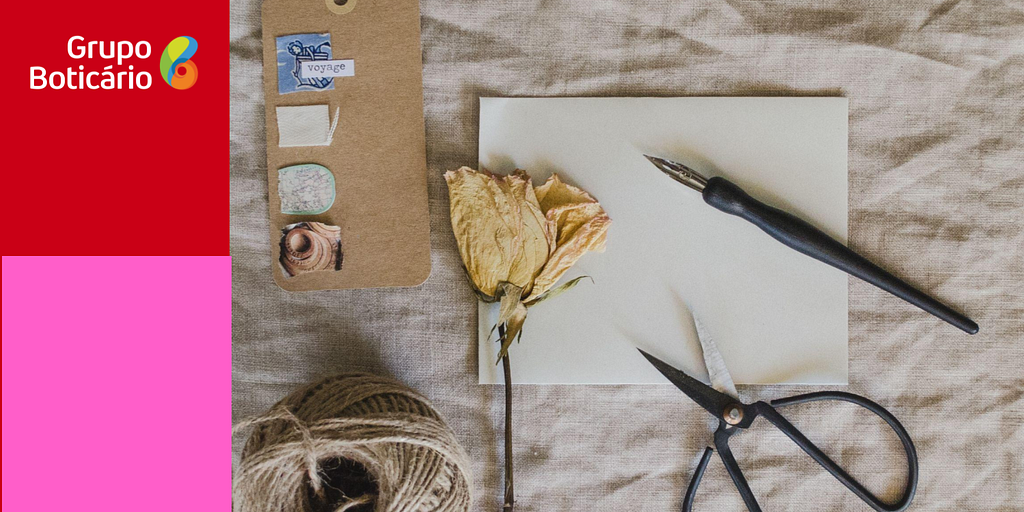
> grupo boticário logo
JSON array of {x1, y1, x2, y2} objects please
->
[{"x1": 160, "y1": 36, "x2": 198, "y2": 89}]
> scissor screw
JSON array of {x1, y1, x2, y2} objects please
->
[{"x1": 723, "y1": 405, "x2": 744, "y2": 425}]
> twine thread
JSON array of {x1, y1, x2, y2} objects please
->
[{"x1": 233, "y1": 373, "x2": 472, "y2": 512}]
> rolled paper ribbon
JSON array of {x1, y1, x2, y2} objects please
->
[{"x1": 280, "y1": 222, "x2": 342, "y2": 276}]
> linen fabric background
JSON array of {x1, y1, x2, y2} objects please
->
[{"x1": 231, "y1": 1, "x2": 1024, "y2": 510}]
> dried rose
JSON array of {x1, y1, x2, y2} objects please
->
[
  {"x1": 445, "y1": 166, "x2": 609, "y2": 512},
  {"x1": 444, "y1": 167, "x2": 610, "y2": 360}
]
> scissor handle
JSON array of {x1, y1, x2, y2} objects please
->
[
  {"x1": 683, "y1": 429, "x2": 766, "y2": 512},
  {"x1": 763, "y1": 391, "x2": 919, "y2": 512},
  {"x1": 682, "y1": 447, "x2": 714, "y2": 512},
  {"x1": 681, "y1": 392, "x2": 918, "y2": 512}
]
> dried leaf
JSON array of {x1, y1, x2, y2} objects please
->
[
  {"x1": 496, "y1": 302, "x2": 527, "y2": 364},
  {"x1": 525, "y1": 275, "x2": 592, "y2": 306},
  {"x1": 497, "y1": 283, "x2": 524, "y2": 325}
]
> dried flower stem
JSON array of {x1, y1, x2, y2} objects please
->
[
  {"x1": 445, "y1": 167, "x2": 609, "y2": 512},
  {"x1": 498, "y1": 324, "x2": 515, "y2": 512}
]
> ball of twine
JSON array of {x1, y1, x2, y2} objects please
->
[{"x1": 233, "y1": 373, "x2": 472, "y2": 512}]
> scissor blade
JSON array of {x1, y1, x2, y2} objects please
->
[
  {"x1": 694, "y1": 317, "x2": 738, "y2": 400},
  {"x1": 638, "y1": 348, "x2": 736, "y2": 420}
]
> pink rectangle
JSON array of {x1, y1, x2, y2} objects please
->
[{"x1": 2, "y1": 256, "x2": 231, "y2": 511}]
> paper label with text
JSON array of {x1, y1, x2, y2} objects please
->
[{"x1": 301, "y1": 60, "x2": 354, "y2": 78}]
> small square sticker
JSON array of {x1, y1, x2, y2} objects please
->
[{"x1": 275, "y1": 33, "x2": 335, "y2": 94}]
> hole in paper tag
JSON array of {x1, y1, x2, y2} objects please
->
[
  {"x1": 325, "y1": 0, "x2": 357, "y2": 15},
  {"x1": 276, "y1": 105, "x2": 340, "y2": 147}
]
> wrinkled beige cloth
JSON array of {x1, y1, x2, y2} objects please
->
[{"x1": 231, "y1": 1, "x2": 1024, "y2": 510}]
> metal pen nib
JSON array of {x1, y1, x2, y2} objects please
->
[{"x1": 644, "y1": 155, "x2": 708, "y2": 192}]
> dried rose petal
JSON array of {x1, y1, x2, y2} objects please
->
[
  {"x1": 444, "y1": 167, "x2": 549, "y2": 300},
  {"x1": 525, "y1": 174, "x2": 611, "y2": 302}
]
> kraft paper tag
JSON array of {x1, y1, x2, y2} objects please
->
[{"x1": 262, "y1": 0, "x2": 431, "y2": 291}]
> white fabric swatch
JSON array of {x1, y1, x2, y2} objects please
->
[{"x1": 276, "y1": 105, "x2": 340, "y2": 147}]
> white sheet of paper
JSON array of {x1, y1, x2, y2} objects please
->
[{"x1": 478, "y1": 97, "x2": 848, "y2": 385}]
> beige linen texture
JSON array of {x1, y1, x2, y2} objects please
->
[{"x1": 231, "y1": 1, "x2": 1023, "y2": 510}]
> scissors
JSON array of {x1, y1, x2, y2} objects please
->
[{"x1": 638, "y1": 318, "x2": 919, "y2": 512}]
